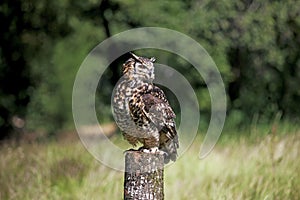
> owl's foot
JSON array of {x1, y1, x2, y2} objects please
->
[
  {"x1": 123, "y1": 148, "x2": 138, "y2": 154},
  {"x1": 139, "y1": 147, "x2": 166, "y2": 156}
]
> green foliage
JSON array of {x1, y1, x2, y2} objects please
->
[
  {"x1": 27, "y1": 17, "x2": 105, "y2": 133},
  {"x1": 1, "y1": 0, "x2": 300, "y2": 135}
]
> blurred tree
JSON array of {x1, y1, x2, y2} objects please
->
[
  {"x1": 1, "y1": 0, "x2": 299, "y2": 139},
  {"x1": 26, "y1": 0, "x2": 107, "y2": 133},
  {"x1": 111, "y1": 0, "x2": 300, "y2": 126},
  {"x1": 0, "y1": 0, "x2": 71, "y2": 138},
  {"x1": 0, "y1": 1, "x2": 30, "y2": 139}
]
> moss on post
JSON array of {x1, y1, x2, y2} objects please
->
[{"x1": 124, "y1": 150, "x2": 164, "y2": 200}]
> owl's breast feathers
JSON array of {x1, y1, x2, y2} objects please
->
[{"x1": 129, "y1": 85, "x2": 179, "y2": 162}]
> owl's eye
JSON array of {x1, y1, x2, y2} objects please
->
[{"x1": 136, "y1": 62, "x2": 146, "y2": 68}]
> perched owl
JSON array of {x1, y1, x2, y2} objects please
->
[{"x1": 112, "y1": 52, "x2": 179, "y2": 163}]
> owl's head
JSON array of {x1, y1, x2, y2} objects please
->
[{"x1": 122, "y1": 53, "x2": 156, "y2": 82}]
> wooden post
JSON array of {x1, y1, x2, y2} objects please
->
[{"x1": 124, "y1": 150, "x2": 164, "y2": 200}]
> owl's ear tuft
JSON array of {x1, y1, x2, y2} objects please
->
[
  {"x1": 150, "y1": 57, "x2": 156, "y2": 62},
  {"x1": 129, "y1": 52, "x2": 141, "y2": 61}
]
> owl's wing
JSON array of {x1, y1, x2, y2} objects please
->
[{"x1": 141, "y1": 86, "x2": 179, "y2": 162}]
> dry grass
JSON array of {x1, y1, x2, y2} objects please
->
[{"x1": 0, "y1": 127, "x2": 299, "y2": 199}]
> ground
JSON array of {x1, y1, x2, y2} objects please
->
[{"x1": 0, "y1": 125, "x2": 299, "y2": 199}]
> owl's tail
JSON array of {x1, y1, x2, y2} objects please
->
[{"x1": 160, "y1": 134, "x2": 179, "y2": 164}]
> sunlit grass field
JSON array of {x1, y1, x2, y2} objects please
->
[{"x1": 0, "y1": 125, "x2": 299, "y2": 199}]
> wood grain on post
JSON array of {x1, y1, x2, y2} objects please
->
[{"x1": 124, "y1": 150, "x2": 164, "y2": 200}]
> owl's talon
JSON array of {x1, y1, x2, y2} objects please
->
[
  {"x1": 137, "y1": 146, "x2": 146, "y2": 151},
  {"x1": 123, "y1": 148, "x2": 138, "y2": 154}
]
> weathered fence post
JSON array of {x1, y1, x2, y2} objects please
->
[{"x1": 124, "y1": 150, "x2": 164, "y2": 200}]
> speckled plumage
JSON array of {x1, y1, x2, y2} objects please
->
[{"x1": 112, "y1": 53, "x2": 179, "y2": 163}]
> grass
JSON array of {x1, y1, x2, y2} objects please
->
[{"x1": 0, "y1": 125, "x2": 299, "y2": 200}]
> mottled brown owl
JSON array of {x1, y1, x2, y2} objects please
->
[{"x1": 112, "y1": 52, "x2": 179, "y2": 163}]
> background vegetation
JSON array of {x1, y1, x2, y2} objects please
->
[
  {"x1": 0, "y1": 0, "x2": 299, "y2": 199},
  {"x1": 0, "y1": 126, "x2": 299, "y2": 199},
  {"x1": 1, "y1": 0, "x2": 300, "y2": 136}
]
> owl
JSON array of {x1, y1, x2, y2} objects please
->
[{"x1": 112, "y1": 52, "x2": 179, "y2": 163}]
